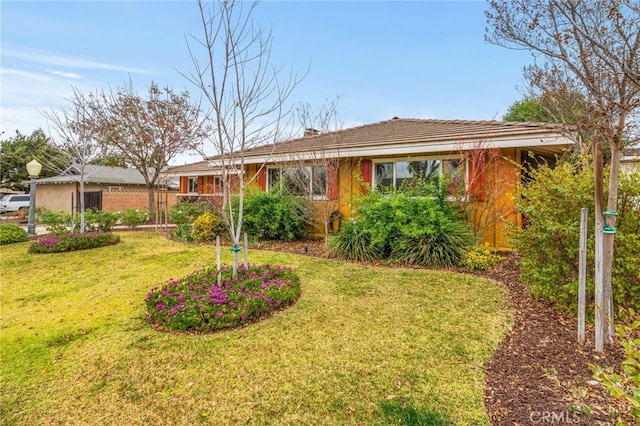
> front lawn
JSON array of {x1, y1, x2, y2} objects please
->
[{"x1": 0, "y1": 232, "x2": 512, "y2": 425}]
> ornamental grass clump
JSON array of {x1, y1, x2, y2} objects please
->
[
  {"x1": 29, "y1": 231, "x2": 121, "y2": 253},
  {"x1": 146, "y1": 263, "x2": 301, "y2": 332}
]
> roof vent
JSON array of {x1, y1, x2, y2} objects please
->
[{"x1": 392, "y1": 116, "x2": 399, "y2": 120}]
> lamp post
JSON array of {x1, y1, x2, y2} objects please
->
[{"x1": 26, "y1": 159, "x2": 42, "y2": 236}]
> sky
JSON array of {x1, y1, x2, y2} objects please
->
[{"x1": 1, "y1": 0, "x2": 536, "y2": 165}]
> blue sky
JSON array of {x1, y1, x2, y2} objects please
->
[{"x1": 1, "y1": 0, "x2": 535, "y2": 164}]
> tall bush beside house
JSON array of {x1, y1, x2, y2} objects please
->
[
  {"x1": 511, "y1": 160, "x2": 640, "y2": 312},
  {"x1": 329, "y1": 187, "x2": 472, "y2": 267},
  {"x1": 239, "y1": 189, "x2": 311, "y2": 242}
]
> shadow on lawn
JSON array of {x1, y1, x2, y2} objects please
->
[{"x1": 380, "y1": 397, "x2": 453, "y2": 426}]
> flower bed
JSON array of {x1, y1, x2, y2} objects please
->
[
  {"x1": 146, "y1": 263, "x2": 301, "y2": 332},
  {"x1": 29, "y1": 231, "x2": 121, "y2": 253}
]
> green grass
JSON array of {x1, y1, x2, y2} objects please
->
[{"x1": 0, "y1": 232, "x2": 513, "y2": 425}]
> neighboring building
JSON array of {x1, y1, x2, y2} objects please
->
[
  {"x1": 621, "y1": 147, "x2": 639, "y2": 173},
  {"x1": 35, "y1": 165, "x2": 178, "y2": 213},
  {"x1": 163, "y1": 118, "x2": 574, "y2": 247}
]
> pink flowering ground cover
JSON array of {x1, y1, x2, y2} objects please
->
[
  {"x1": 145, "y1": 263, "x2": 301, "y2": 332},
  {"x1": 28, "y1": 231, "x2": 121, "y2": 253}
]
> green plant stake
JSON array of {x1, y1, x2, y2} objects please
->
[{"x1": 603, "y1": 210, "x2": 618, "y2": 234}]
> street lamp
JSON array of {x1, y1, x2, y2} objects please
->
[{"x1": 26, "y1": 159, "x2": 42, "y2": 236}]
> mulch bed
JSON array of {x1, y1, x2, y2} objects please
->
[{"x1": 251, "y1": 239, "x2": 633, "y2": 425}]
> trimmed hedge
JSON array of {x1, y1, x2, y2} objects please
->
[{"x1": 0, "y1": 223, "x2": 29, "y2": 245}]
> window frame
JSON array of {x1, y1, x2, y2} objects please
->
[
  {"x1": 266, "y1": 165, "x2": 328, "y2": 199},
  {"x1": 187, "y1": 177, "x2": 199, "y2": 194},
  {"x1": 371, "y1": 156, "x2": 468, "y2": 192}
]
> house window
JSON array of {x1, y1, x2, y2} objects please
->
[
  {"x1": 267, "y1": 166, "x2": 327, "y2": 198},
  {"x1": 373, "y1": 158, "x2": 465, "y2": 191},
  {"x1": 187, "y1": 177, "x2": 198, "y2": 193}
]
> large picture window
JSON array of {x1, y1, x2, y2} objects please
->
[
  {"x1": 267, "y1": 166, "x2": 327, "y2": 198},
  {"x1": 373, "y1": 158, "x2": 465, "y2": 191}
]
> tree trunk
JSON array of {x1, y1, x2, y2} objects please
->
[
  {"x1": 79, "y1": 178, "x2": 86, "y2": 233},
  {"x1": 147, "y1": 185, "x2": 155, "y2": 216}
]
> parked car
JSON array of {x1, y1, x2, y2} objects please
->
[{"x1": 0, "y1": 194, "x2": 31, "y2": 213}]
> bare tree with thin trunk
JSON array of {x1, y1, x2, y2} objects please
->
[
  {"x1": 276, "y1": 97, "x2": 345, "y2": 244},
  {"x1": 85, "y1": 81, "x2": 208, "y2": 213},
  {"x1": 185, "y1": 0, "x2": 304, "y2": 275},
  {"x1": 486, "y1": 0, "x2": 640, "y2": 349},
  {"x1": 41, "y1": 88, "x2": 102, "y2": 232},
  {"x1": 450, "y1": 140, "x2": 517, "y2": 246}
]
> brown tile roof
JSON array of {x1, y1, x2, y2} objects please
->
[
  {"x1": 166, "y1": 118, "x2": 572, "y2": 173},
  {"x1": 228, "y1": 118, "x2": 570, "y2": 158}
]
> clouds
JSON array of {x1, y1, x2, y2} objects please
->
[
  {"x1": 45, "y1": 70, "x2": 82, "y2": 79},
  {"x1": 0, "y1": 45, "x2": 156, "y2": 136},
  {"x1": 3, "y1": 47, "x2": 152, "y2": 75}
]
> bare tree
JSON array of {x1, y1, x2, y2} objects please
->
[
  {"x1": 450, "y1": 140, "x2": 517, "y2": 246},
  {"x1": 41, "y1": 88, "x2": 102, "y2": 232},
  {"x1": 276, "y1": 97, "x2": 345, "y2": 244},
  {"x1": 86, "y1": 81, "x2": 208, "y2": 213},
  {"x1": 486, "y1": 0, "x2": 640, "y2": 348},
  {"x1": 185, "y1": 0, "x2": 304, "y2": 274}
]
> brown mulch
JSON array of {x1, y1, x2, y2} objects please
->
[{"x1": 251, "y1": 239, "x2": 633, "y2": 425}]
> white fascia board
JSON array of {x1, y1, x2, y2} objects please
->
[
  {"x1": 162, "y1": 170, "x2": 224, "y2": 178},
  {"x1": 237, "y1": 134, "x2": 574, "y2": 165}
]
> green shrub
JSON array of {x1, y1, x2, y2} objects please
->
[
  {"x1": 170, "y1": 223, "x2": 194, "y2": 242},
  {"x1": 329, "y1": 189, "x2": 471, "y2": 267},
  {"x1": 461, "y1": 244, "x2": 504, "y2": 272},
  {"x1": 38, "y1": 209, "x2": 71, "y2": 234},
  {"x1": 169, "y1": 201, "x2": 211, "y2": 225},
  {"x1": 73, "y1": 210, "x2": 120, "y2": 232},
  {"x1": 73, "y1": 209, "x2": 97, "y2": 232},
  {"x1": 29, "y1": 231, "x2": 121, "y2": 253},
  {"x1": 145, "y1": 263, "x2": 301, "y2": 332},
  {"x1": 120, "y1": 208, "x2": 148, "y2": 229},
  {"x1": 192, "y1": 211, "x2": 225, "y2": 241},
  {"x1": 0, "y1": 223, "x2": 29, "y2": 245},
  {"x1": 512, "y1": 159, "x2": 640, "y2": 312},
  {"x1": 94, "y1": 211, "x2": 120, "y2": 232},
  {"x1": 239, "y1": 189, "x2": 311, "y2": 241},
  {"x1": 590, "y1": 309, "x2": 640, "y2": 423}
]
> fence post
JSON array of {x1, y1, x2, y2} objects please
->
[{"x1": 578, "y1": 208, "x2": 587, "y2": 344}]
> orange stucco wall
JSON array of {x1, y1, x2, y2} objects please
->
[{"x1": 237, "y1": 151, "x2": 524, "y2": 247}]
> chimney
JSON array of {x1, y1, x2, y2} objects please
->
[{"x1": 304, "y1": 128, "x2": 319, "y2": 137}]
